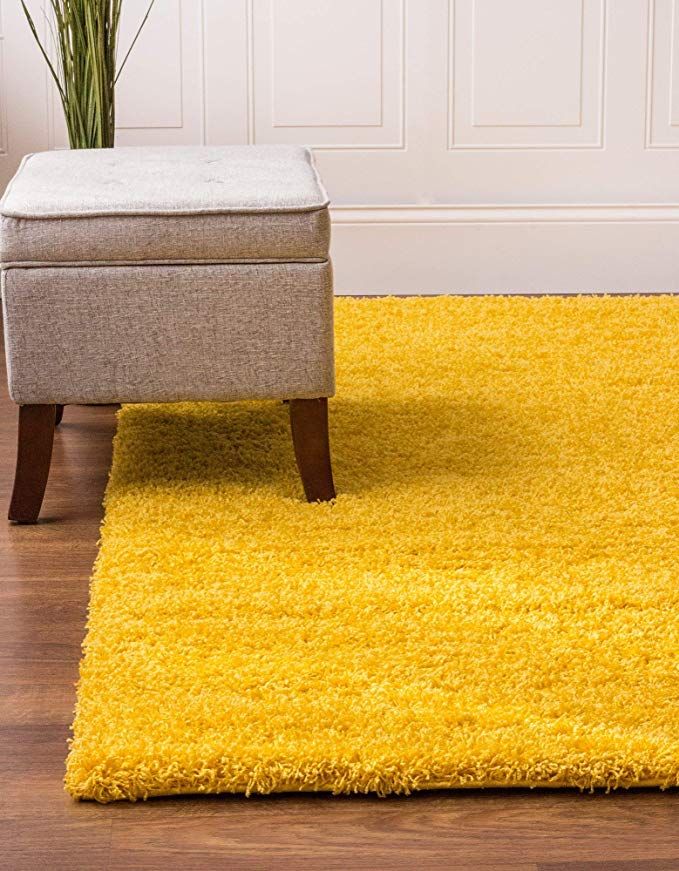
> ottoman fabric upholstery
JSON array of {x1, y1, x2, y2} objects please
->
[
  {"x1": 0, "y1": 210, "x2": 330, "y2": 267},
  {"x1": 2, "y1": 263, "x2": 334, "y2": 405},
  {"x1": 0, "y1": 146, "x2": 330, "y2": 266},
  {"x1": 0, "y1": 145, "x2": 334, "y2": 406}
]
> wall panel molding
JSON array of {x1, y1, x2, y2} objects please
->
[
  {"x1": 332, "y1": 202, "x2": 679, "y2": 224},
  {"x1": 271, "y1": 0, "x2": 384, "y2": 128},
  {"x1": 330, "y1": 204, "x2": 679, "y2": 294},
  {"x1": 202, "y1": 0, "x2": 249, "y2": 145},
  {"x1": 249, "y1": 0, "x2": 406, "y2": 149},
  {"x1": 0, "y1": 0, "x2": 8, "y2": 156},
  {"x1": 646, "y1": 0, "x2": 679, "y2": 147},
  {"x1": 115, "y1": 0, "x2": 205, "y2": 145},
  {"x1": 116, "y1": 0, "x2": 184, "y2": 131},
  {"x1": 448, "y1": 0, "x2": 607, "y2": 149}
]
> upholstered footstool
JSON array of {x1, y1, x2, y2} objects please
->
[{"x1": 0, "y1": 145, "x2": 335, "y2": 522}]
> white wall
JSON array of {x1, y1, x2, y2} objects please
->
[{"x1": 2, "y1": 0, "x2": 679, "y2": 293}]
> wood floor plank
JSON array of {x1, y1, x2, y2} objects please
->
[
  {"x1": 0, "y1": 339, "x2": 676, "y2": 869},
  {"x1": 3, "y1": 851, "x2": 113, "y2": 871},
  {"x1": 539, "y1": 862, "x2": 679, "y2": 871},
  {"x1": 106, "y1": 791, "x2": 679, "y2": 866},
  {"x1": 103, "y1": 854, "x2": 539, "y2": 871}
]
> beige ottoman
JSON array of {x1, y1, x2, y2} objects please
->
[{"x1": 0, "y1": 145, "x2": 335, "y2": 522}]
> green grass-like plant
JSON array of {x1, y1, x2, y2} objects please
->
[{"x1": 21, "y1": 0, "x2": 155, "y2": 149}]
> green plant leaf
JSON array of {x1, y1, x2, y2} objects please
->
[{"x1": 20, "y1": 0, "x2": 155, "y2": 149}]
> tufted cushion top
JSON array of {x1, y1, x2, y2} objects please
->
[{"x1": 0, "y1": 145, "x2": 330, "y2": 266}]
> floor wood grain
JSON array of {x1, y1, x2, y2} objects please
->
[{"x1": 0, "y1": 363, "x2": 676, "y2": 870}]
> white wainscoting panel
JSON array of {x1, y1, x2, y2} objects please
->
[
  {"x1": 251, "y1": 0, "x2": 405, "y2": 148},
  {"x1": 472, "y1": 0, "x2": 583, "y2": 127},
  {"x1": 449, "y1": 0, "x2": 605, "y2": 148},
  {"x1": 2, "y1": 1, "x2": 679, "y2": 293},
  {"x1": 647, "y1": 0, "x2": 679, "y2": 147},
  {"x1": 202, "y1": 0, "x2": 250, "y2": 145},
  {"x1": 0, "y1": 1, "x2": 7, "y2": 156},
  {"x1": 330, "y1": 204, "x2": 679, "y2": 293},
  {"x1": 271, "y1": 0, "x2": 382, "y2": 127},
  {"x1": 115, "y1": 0, "x2": 205, "y2": 145},
  {"x1": 116, "y1": 0, "x2": 184, "y2": 130}
]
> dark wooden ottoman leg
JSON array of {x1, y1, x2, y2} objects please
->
[
  {"x1": 289, "y1": 398, "x2": 336, "y2": 502},
  {"x1": 55, "y1": 404, "x2": 64, "y2": 426},
  {"x1": 9, "y1": 404, "x2": 56, "y2": 523}
]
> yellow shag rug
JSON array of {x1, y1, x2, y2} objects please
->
[{"x1": 66, "y1": 296, "x2": 679, "y2": 802}]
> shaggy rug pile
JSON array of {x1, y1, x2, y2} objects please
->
[{"x1": 66, "y1": 296, "x2": 679, "y2": 801}]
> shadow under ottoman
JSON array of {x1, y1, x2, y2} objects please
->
[{"x1": 0, "y1": 145, "x2": 336, "y2": 522}]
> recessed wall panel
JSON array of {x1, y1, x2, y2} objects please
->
[
  {"x1": 0, "y1": 1, "x2": 7, "y2": 155},
  {"x1": 252, "y1": 0, "x2": 405, "y2": 148},
  {"x1": 648, "y1": 0, "x2": 679, "y2": 146},
  {"x1": 116, "y1": 0, "x2": 183, "y2": 129},
  {"x1": 450, "y1": 0, "x2": 605, "y2": 148},
  {"x1": 272, "y1": 0, "x2": 382, "y2": 127},
  {"x1": 472, "y1": 0, "x2": 583, "y2": 127}
]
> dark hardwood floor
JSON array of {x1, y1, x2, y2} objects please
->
[{"x1": 0, "y1": 363, "x2": 676, "y2": 871}]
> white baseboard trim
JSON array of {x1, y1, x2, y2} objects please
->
[{"x1": 329, "y1": 204, "x2": 679, "y2": 295}]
